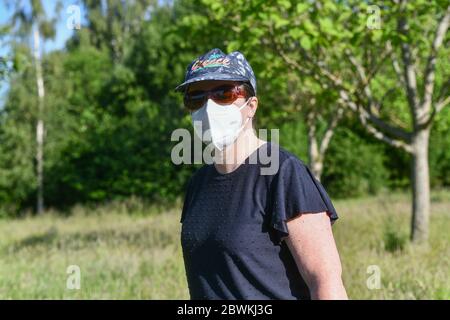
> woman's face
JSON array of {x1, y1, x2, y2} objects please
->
[{"x1": 186, "y1": 80, "x2": 258, "y2": 130}]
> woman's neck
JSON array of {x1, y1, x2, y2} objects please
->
[{"x1": 214, "y1": 128, "x2": 265, "y2": 174}]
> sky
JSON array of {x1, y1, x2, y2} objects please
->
[{"x1": 0, "y1": 0, "x2": 87, "y2": 107}]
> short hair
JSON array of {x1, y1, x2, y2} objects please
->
[{"x1": 240, "y1": 82, "x2": 256, "y2": 99}]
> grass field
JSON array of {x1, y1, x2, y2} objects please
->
[{"x1": 0, "y1": 190, "x2": 448, "y2": 299}]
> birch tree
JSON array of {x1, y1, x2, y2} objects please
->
[{"x1": 9, "y1": 0, "x2": 58, "y2": 214}]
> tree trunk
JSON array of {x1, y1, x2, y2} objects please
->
[
  {"x1": 33, "y1": 25, "x2": 45, "y2": 215},
  {"x1": 307, "y1": 120, "x2": 323, "y2": 181},
  {"x1": 411, "y1": 128, "x2": 430, "y2": 244}
]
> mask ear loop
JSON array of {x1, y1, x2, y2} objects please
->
[
  {"x1": 237, "y1": 97, "x2": 254, "y2": 133},
  {"x1": 238, "y1": 96, "x2": 252, "y2": 110}
]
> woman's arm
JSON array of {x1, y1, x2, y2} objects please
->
[{"x1": 284, "y1": 211, "x2": 348, "y2": 300}]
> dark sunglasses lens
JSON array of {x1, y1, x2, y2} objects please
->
[{"x1": 184, "y1": 93, "x2": 206, "y2": 110}]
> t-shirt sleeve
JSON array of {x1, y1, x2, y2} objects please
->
[{"x1": 269, "y1": 156, "x2": 338, "y2": 244}]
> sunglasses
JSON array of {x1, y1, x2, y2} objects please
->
[{"x1": 184, "y1": 83, "x2": 250, "y2": 111}]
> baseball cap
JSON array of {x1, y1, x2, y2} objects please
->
[{"x1": 174, "y1": 48, "x2": 257, "y2": 94}]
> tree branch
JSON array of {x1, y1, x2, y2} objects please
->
[
  {"x1": 358, "y1": 113, "x2": 413, "y2": 154},
  {"x1": 296, "y1": 45, "x2": 412, "y2": 142},
  {"x1": 398, "y1": 0, "x2": 420, "y2": 124},
  {"x1": 436, "y1": 78, "x2": 450, "y2": 103},
  {"x1": 435, "y1": 96, "x2": 450, "y2": 114},
  {"x1": 339, "y1": 86, "x2": 411, "y2": 141},
  {"x1": 345, "y1": 49, "x2": 373, "y2": 102},
  {"x1": 415, "y1": 93, "x2": 449, "y2": 131},
  {"x1": 267, "y1": 24, "x2": 311, "y2": 78},
  {"x1": 345, "y1": 46, "x2": 393, "y2": 114},
  {"x1": 366, "y1": 49, "x2": 392, "y2": 89},
  {"x1": 422, "y1": 6, "x2": 450, "y2": 113},
  {"x1": 319, "y1": 107, "x2": 343, "y2": 156},
  {"x1": 386, "y1": 40, "x2": 406, "y2": 87}
]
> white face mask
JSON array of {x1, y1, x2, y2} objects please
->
[{"x1": 191, "y1": 98, "x2": 251, "y2": 151}]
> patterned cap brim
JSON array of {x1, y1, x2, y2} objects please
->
[{"x1": 174, "y1": 73, "x2": 249, "y2": 92}]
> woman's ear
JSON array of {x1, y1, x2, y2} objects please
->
[{"x1": 248, "y1": 96, "x2": 258, "y2": 117}]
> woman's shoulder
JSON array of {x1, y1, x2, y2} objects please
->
[
  {"x1": 187, "y1": 164, "x2": 212, "y2": 185},
  {"x1": 265, "y1": 142, "x2": 309, "y2": 175}
]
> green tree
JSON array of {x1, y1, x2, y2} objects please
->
[
  {"x1": 205, "y1": 0, "x2": 449, "y2": 244},
  {"x1": 81, "y1": 0, "x2": 156, "y2": 63},
  {"x1": 6, "y1": 0, "x2": 60, "y2": 213}
]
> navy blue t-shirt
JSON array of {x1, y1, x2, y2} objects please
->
[{"x1": 180, "y1": 142, "x2": 338, "y2": 300}]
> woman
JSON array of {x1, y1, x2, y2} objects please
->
[{"x1": 175, "y1": 48, "x2": 348, "y2": 300}]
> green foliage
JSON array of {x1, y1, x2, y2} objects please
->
[
  {"x1": 430, "y1": 108, "x2": 450, "y2": 187},
  {"x1": 0, "y1": 56, "x2": 8, "y2": 80},
  {"x1": 0, "y1": 120, "x2": 36, "y2": 217},
  {"x1": 1, "y1": 1, "x2": 211, "y2": 214},
  {"x1": 278, "y1": 119, "x2": 308, "y2": 161},
  {"x1": 0, "y1": 0, "x2": 448, "y2": 216},
  {"x1": 322, "y1": 127, "x2": 389, "y2": 198}
]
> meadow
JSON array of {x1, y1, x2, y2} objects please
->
[{"x1": 0, "y1": 190, "x2": 448, "y2": 299}]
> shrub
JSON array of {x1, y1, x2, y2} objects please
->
[{"x1": 322, "y1": 127, "x2": 389, "y2": 198}]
